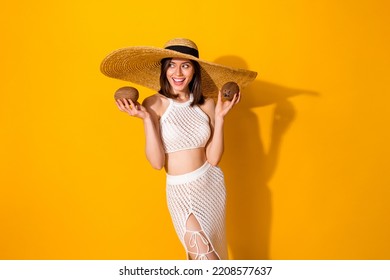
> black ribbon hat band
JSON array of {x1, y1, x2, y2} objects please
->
[{"x1": 165, "y1": 45, "x2": 199, "y2": 58}]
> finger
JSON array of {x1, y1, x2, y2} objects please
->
[
  {"x1": 122, "y1": 98, "x2": 131, "y2": 109},
  {"x1": 116, "y1": 99, "x2": 124, "y2": 107},
  {"x1": 116, "y1": 99, "x2": 125, "y2": 111},
  {"x1": 236, "y1": 92, "x2": 241, "y2": 104},
  {"x1": 217, "y1": 90, "x2": 222, "y2": 103},
  {"x1": 128, "y1": 98, "x2": 135, "y2": 107},
  {"x1": 130, "y1": 99, "x2": 144, "y2": 116},
  {"x1": 230, "y1": 93, "x2": 238, "y2": 107},
  {"x1": 226, "y1": 94, "x2": 239, "y2": 110},
  {"x1": 129, "y1": 99, "x2": 140, "y2": 112}
]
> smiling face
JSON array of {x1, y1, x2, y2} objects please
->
[{"x1": 165, "y1": 58, "x2": 195, "y2": 94}]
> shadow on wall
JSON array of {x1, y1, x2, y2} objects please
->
[{"x1": 215, "y1": 56, "x2": 319, "y2": 260}]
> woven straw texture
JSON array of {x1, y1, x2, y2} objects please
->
[{"x1": 100, "y1": 40, "x2": 257, "y2": 97}]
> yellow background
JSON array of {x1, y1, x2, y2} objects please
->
[{"x1": 1, "y1": 0, "x2": 389, "y2": 259}]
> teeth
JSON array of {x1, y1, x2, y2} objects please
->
[{"x1": 173, "y1": 78, "x2": 185, "y2": 82}]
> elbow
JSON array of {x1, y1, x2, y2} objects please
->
[
  {"x1": 151, "y1": 162, "x2": 164, "y2": 170},
  {"x1": 207, "y1": 158, "x2": 220, "y2": 167},
  {"x1": 148, "y1": 156, "x2": 165, "y2": 170},
  {"x1": 206, "y1": 150, "x2": 223, "y2": 167},
  {"x1": 148, "y1": 158, "x2": 165, "y2": 170},
  {"x1": 146, "y1": 151, "x2": 165, "y2": 170}
]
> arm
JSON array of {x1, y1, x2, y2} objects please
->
[
  {"x1": 116, "y1": 96, "x2": 165, "y2": 170},
  {"x1": 141, "y1": 97, "x2": 166, "y2": 169},
  {"x1": 205, "y1": 91, "x2": 240, "y2": 166}
]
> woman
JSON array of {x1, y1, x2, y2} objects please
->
[{"x1": 101, "y1": 38, "x2": 257, "y2": 260}]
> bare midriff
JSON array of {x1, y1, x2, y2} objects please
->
[{"x1": 164, "y1": 147, "x2": 207, "y2": 175}]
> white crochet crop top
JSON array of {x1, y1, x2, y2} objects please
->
[{"x1": 160, "y1": 94, "x2": 211, "y2": 153}]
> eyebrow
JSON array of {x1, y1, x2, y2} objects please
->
[{"x1": 169, "y1": 61, "x2": 192, "y2": 67}]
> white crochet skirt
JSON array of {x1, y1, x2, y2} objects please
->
[{"x1": 166, "y1": 162, "x2": 228, "y2": 260}]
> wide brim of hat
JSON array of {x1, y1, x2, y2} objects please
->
[{"x1": 100, "y1": 46, "x2": 257, "y2": 98}]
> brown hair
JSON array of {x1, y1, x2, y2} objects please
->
[{"x1": 159, "y1": 58, "x2": 205, "y2": 106}]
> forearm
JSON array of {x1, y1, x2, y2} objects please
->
[
  {"x1": 206, "y1": 117, "x2": 225, "y2": 166},
  {"x1": 143, "y1": 117, "x2": 165, "y2": 170}
]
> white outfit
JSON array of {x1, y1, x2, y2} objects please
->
[
  {"x1": 160, "y1": 95, "x2": 211, "y2": 153},
  {"x1": 160, "y1": 95, "x2": 228, "y2": 260}
]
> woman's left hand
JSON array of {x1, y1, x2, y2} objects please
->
[{"x1": 215, "y1": 91, "x2": 241, "y2": 119}]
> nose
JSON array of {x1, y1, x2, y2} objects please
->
[{"x1": 175, "y1": 65, "x2": 183, "y2": 76}]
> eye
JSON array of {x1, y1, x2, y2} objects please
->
[
  {"x1": 182, "y1": 63, "x2": 191, "y2": 69},
  {"x1": 169, "y1": 62, "x2": 175, "y2": 68}
]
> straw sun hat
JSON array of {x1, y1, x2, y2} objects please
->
[{"x1": 100, "y1": 38, "x2": 258, "y2": 97}]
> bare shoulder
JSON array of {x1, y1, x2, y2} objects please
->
[
  {"x1": 142, "y1": 93, "x2": 163, "y2": 107},
  {"x1": 142, "y1": 93, "x2": 170, "y2": 118},
  {"x1": 200, "y1": 97, "x2": 216, "y2": 116}
]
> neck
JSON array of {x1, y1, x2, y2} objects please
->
[{"x1": 173, "y1": 91, "x2": 191, "y2": 102}]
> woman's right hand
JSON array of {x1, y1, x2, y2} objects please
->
[{"x1": 115, "y1": 98, "x2": 150, "y2": 120}]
